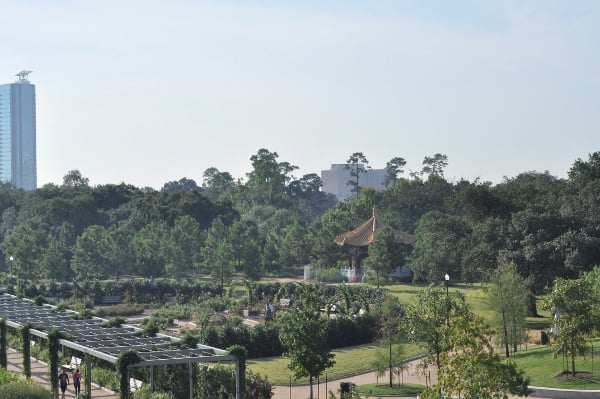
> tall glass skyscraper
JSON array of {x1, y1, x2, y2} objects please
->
[{"x1": 0, "y1": 71, "x2": 37, "y2": 190}]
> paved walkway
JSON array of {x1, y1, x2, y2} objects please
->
[
  {"x1": 7, "y1": 350, "x2": 118, "y2": 399},
  {"x1": 272, "y1": 359, "x2": 436, "y2": 399},
  {"x1": 7, "y1": 349, "x2": 558, "y2": 399},
  {"x1": 271, "y1": 358, "x2": 556, "y2": 399}
]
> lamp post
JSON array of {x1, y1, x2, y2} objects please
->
[
  {"x1": 444, "y1": 273, "x2": 449, "y2": 296},
  {"x1": 444, "y1": 273, "x2": 450, "y2": 326},
  {"x1": 8, "y1": 256, "x2": 13, "y2": 282}
]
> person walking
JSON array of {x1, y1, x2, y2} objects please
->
[
  {"x1": 72, "y1": 368, "x2": 82, "y2": 396},
  {"x1": 58, "y1": 368, "x2": 70, "y2": 399}
]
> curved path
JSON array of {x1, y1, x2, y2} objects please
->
[
  {"x1": 272, "y1": 359, "x2": 434, "y2": 399},
  {"x1": 271, "y1": 358, "x2": 561, "y2": 399}
]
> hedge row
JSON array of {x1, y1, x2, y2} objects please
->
[{"x1": 202, "y1": 314, "x2": 378, "y2": 358}]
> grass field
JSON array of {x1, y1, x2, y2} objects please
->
[
  {"x1": 249, "y1": 282, "x2": 600, "y2": 390},
  {"x1": 512, "y1": 338, "x2": 600, "y2": 389},
  {"x1": 247, "y1": 342, "x2": 423, "y2": 385}
]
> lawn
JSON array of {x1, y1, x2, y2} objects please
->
[
  {"x1": 247, "y1": 342, "x2": 423, "y2": 385},
  {"x1": 354, "y1": 382, "x2": 425, "y2": 396},
  {"x1": 512, "y1": 339, "x2": 600, "y2": 389},
  {"x1": 250, "y1": 282, "x2": 598, "y2": 390}
]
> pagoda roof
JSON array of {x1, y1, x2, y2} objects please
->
[{"x1": 334, "y1": 209, "x2": 415, "y2": 247}]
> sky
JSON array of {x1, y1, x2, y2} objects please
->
[{"x1": 1, "y1": 0, "x2": 599, "y2": 189}]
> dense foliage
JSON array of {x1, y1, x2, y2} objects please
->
[{"x1": 0, "y1": 148, "x2": 598, "y2": 303}]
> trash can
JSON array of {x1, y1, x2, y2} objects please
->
[{"x1": 340, "y1": 382, "x2": 351, "y2": 393}]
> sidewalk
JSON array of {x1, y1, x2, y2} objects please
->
[
  {"x1": 272, "y1": 359, "x2": 436, "y2": 399},
  {"x1": 271, "y1": 358, "x2": 555, "y2": 399},
  {"x1": 6, "y1": 350, "x2": 118, "y2": 399}
]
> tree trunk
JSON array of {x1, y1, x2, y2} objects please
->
[
  {"x1": 309, "y1": 375, "x2": 313, "y2": 399},
  {"x1": 572, "y1": 354, "x2": 576, "y2": 377},
  {"x1": 389, "y1": 344, "x2": 393, "y2": 387},
  {"x1": 526, "y1": 291, "x2": 539, "y2": 317},
  {"x1": 502, "y1": 309, "x2": 509, "y2": 358}
]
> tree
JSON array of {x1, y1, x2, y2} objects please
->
[
  {"x1": 1, "y1": 225, "x2": 47, "y2": 290},
  {"x1": 379, "y1": 295, "x2": 405, "y2": 387},
  {"x1": 420, "y1": 311, "x2": 530, "y2": 399},
  {"x1": 228, "y1": 219, "x2": 261, "y2": 278},
  {"x1": 544, "y1": 275, "x2": 598, "y2": 376},
  {"x1": 370, "y1": 350, "x2": 388, "y2": 383},
  {"x1": 106, "y1": 225, "x2": 135, "y2": 280},
  {"x1": 161, "y1": 177, "x2": 201, "y2": 193},
  {"x1": 364, "y1": 226, "x2": 396, "y2": 288},
  {"x1": 405, "y1": 286, "x2": 451, "y2": 372},
  {"x1": 287, "y1": 173, "x2": 336, "y2": 222},
  {"x1": 71, "y1": 225, "x2": 111, "y2": 280},
  {"x1": 486, "y1": 263, "x2": 527, "y2": 357},
  {"x1": 246, "y1": 148, "x2": 298, "y2": 205},
  {"x1": 130, "y1": 222, "x2": 168, "y2": 277},
  {"x1": 62, "y1": 169, "x2": 90, "y2": 187},
  {"x1": 421, "y1": 153, "x2": 448, "y2": 178},
  {"x1": 278, "y1": 284, "x2": 335, "y2": 399},
  {"x1": 411, "y1": 211, "x2": 469, "y2": 283},
  {"x1": 202, "y1": 218, "x2": 234, "y2": 294},
  {"x1": 202, "y1": 167, "x2": 235, "y2": 201},
  {"x1": 567, "y1": 151, "x2": 600, "y2": 188},
  {"x1": 42, "y1": 233, "x2": 72, "y2": 282},
  {"x1": 164, "y1": 215, "x2": 202, "y2": 277},
  {"x1": 279, "y1": 221, "x2": 311, "y2": 270},
  {"x1": 345, "y1": 152, "x2": 370, "y2": 198},
  {"x1": 384, "y1": 157, "x2": 407, "y2": 188}
]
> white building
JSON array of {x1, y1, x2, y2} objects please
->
[
  {"x1": 321, "y1": 164, "x2": 386, "y2": 200},
  {"x1": 0, "y1": 71, "x2": 37, "y2": 190}
]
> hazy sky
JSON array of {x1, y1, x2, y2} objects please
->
[{"x1": 2, "y1": 1, "x2": 599, "y2": 189}]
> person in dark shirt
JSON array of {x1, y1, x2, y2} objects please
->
[{"x1": 58, "y1": 369, "x2": 70, "y2": 399}]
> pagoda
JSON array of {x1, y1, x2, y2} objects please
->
[{"x1": 334, "y1": 208, "x2": 414, "y2": 281}]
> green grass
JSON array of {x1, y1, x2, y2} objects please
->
[
  {"x1": 354, "y1": 382, "x2": 425, "y2": 396},
  {"x1": 385, "y1": 282, "x2": 552, "y2": 329},
  {"x1": 251, "y1": 282, "x2": 591, "y2": 390},
  {"x1": 247, "y1": 342, "x2": 423, "y2": 385},
  {"x1": 512, "y1": 339, "x2": 600, "y2": 389}
]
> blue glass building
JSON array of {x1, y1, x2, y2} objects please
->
[{"x1": 0, "y1": 71, "x2": 37, "y2": 190}]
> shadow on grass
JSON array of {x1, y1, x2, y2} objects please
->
[{"x1": 355, "y1": 382, "x2": 426, "y2": 396}]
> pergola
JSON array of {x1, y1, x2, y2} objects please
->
[{"x1": 0, "y1": 293, "x2": 240, "y2": 399}]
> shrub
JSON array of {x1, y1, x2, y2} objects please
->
[
  {"x1": 92, "y1": 367, "x2": 119, "y2": 391},
  {"x1": 94, "y1": 303, "x2": 144, "y2": 318},
  {"x1": 0, "y1": 367, "x2": 20, "y2": 385},
  {"x1": 315, "y1": 267, "x2": 346, "y2": 283},
  {"x1": 0, "y1": 381, "x2": 52, "y2": 399},
  {"x1": 132, "y1": 385, "x2": 175, "y2": 399}
]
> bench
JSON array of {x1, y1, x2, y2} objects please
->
[
  {"x1": 279, "y1": 298, "x2": 291, "y2": 308},
  {"x1": 61, "y1": 356, "x2": 82, "y2": 371},
  {"x1": 130, "y1": 377, "x2": 143, "y2": 392},
  {"x1": 101, "y1": 295, "x2": 122, "y2": 305}
]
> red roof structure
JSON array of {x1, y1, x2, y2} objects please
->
[
  {"x1": 334, "y1": 209, "x2": 384, "y2": 247},
  {"x1": 334, "y1": 209, "x2": 414, "y2": 281},
  {"x1": 334, "y1": 209, "x2": 415, "y2": 248}
]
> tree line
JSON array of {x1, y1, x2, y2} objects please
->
[{"x1": 0, "y1": 149, "x2": 599, "y2": 305}]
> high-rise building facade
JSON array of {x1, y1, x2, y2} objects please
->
[
  {"x1": 0, "y1": 71, "x2": 37, "y2": 190},
  {"x1": 321, "y1": 164, "x2": 386, "y2": 200}
]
